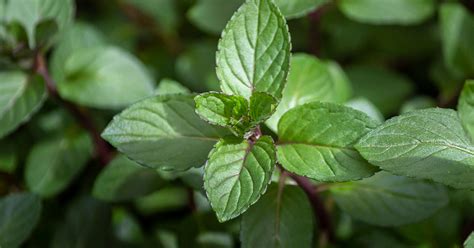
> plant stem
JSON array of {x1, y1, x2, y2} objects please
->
[
  {"x1": 34, "y1": 53, "x2": 114, "y2": 166},
  {"x1": 287, "y1": 170, "x2": 334, "y2": 245}
]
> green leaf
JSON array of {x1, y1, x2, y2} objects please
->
[
  {"x1": 400, "y1": 96, "x2": 436, "y2": 114},
  {"x1": 274, "y1": 0, "x2": 328, "y2": 19},
  {"x1": 55, "y1": 46, "x2": 155, "y2": 109},
  {"x1": 440, "y1": 3, "x2": 474, "y2": 77},
  {"x1": 112, "y1": 208, "x2": 145, "y2": 244},
  {"x1": 188, "y1": 0, "x2": 243, "y2": 34},
  {"x1": 0, "y1": 193, "x2": 42, "y2": 248},
  {"x1": 465, "y1": 232, "x2": 474, "y2": 248},
  {"x1": 277, "y1": 102, "x2": 379, "y2": 182},
  {"x1": 204, "y1": 135, "x2": 276, "y2": 222},
  {"x1": 338, "y1": 0, "x2": 435, "y2": 25},
  {"x1": 0, "y1": 143, "x2": 17, "y2": 173},
  {"x1": 347, "y1": 65, "x2": 414, "y2": 115},
  {"x1": 102, "y1": 94, "x2": 230, "y2": 171},
  {"x1": 124, "y1": 0, "x2": 178, "y2": 34},
  {"x1": 92, "y1": 155, "x2": 165, "y2": 202},
  {"x1": 249, "y1": 92, "x2": 277, "y2": 124},
  {"x1": 194, "y1": 92, "x2": 248, "y2": 128},
  {"x1": 25, "y1": 131, "x2": 92, "y2": 197},
  {"x1": 4, "y1": 0, "x2": 74, "y2": 48},
  {"x1": 356, "y1": 108, "x2": 474, "y2": 190},
  {"x1": 216, "y1": 0, "x2": 291, "y2": 100},
  {"x1": 155, "y1": 78, "x2": 190, "y2": 95},
  {"x1": 266, "y1": 54, "x2": 351, "y2": 131},
  {"x1": 134, "y1": 187, "x2": 189, "y2": 215},
  {"x1": 0, "y1": 71, "x2": 46, "y2": 138},
  {"x1": 459, "y1": 80, "x2": 474, "y2": 141},
  {"x1": 331, "y1": 172, "x2": 448, "y2": 226},
  {"x1": 346, "y1": 97, "x2": 384, "y2": 124},
  {"x1": 241, "y1": 183, "x2": 313, "y2": 248}
]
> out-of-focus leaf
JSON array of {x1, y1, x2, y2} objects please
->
[
  {"x1": 346, "y1": 65, "x2": 414, "y2": 115},
  {"x1": 124, "y1": 0, "x2": 179, "y2": 34},
  {"x1": 355, "y1": 230, "x2": 409, "y2": 248},
  {"x1": 440, "y1": 3, "x2": 474, "y2": 77},
  {"x1": 0, "y1": 71, "x2": 46, "y2": 138},
  {"x1": 176, "y1": 41, "x2": 217, "y2": 91},
  {"x1": 400, "y1": 96, "x2": 436, "y2": 114},
  {"x1": 346, "y1": 97, "x2": 384, "y2": 123},
  {"x1": 93, "y1": 155, "x2": 165, "y2": 202},
  {"x1": 458, "y1": 80, "x2": 474, "y2": 140},
  {"x1": 155, "y1": 78, "x2": 190, "y2": 95},
  {"x1": 331, "y1": 172, "x2": 448, "y2": 226},
  {"x1": 56, "y1": 46, "x2": 155, "y2": 109},
  {"x1": 188, "y1": 0, "x2": 242, "y2": 35},
  {"x1": 338, "y1": 0, "x2": 435, "y2": 25},
  {"x1": 134, "y1": 187, "x2": 188, "y2": 215},
  {"x1": 4, "y1": 0, "x2": 74, "y2": 47},
  {"x1": 112, "y1": 208, "x2": 145, "y2": 245},
  {"x1": 241, "y1": 184, "x2": 313, "y2": 248},
  {"x1": 25, "y1": 131, "x2": 92, "y2": 198},
  {"x1": 274, "y1": 0, "x2": 328, "y2": 19},
  {"x1": 266, "y1": 54, "x2": 351, "y2": 131},
  {"x1": 0, "y1": 143, "x2": 17, "y2": 173},
  {"x1": 216, "y1": 0, "x2": 291, "y2": 100},
  {"x1": 0, "y1": 193, "x2": 42, "y2": 248},
  {"x1": 197, "y1": 232, "x2": 233, "y2": 248},
  {"x1": 102, "y1": 94, "x2": 230, "y2": 171}
]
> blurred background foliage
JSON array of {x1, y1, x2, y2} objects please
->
[{"x1": 1, "y1": 0, "x2": 474, "y2": 247}]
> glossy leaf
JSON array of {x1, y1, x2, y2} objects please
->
[
  {"x1": 249, "y1": 92, "x2": 277, "y2": 124},
  {"x1": 4, "y1": 0, "x2": 74, "y2": 47},
  {"x1": 331, "y1": 172, "x2": 448, "y2": 226},
  {"x1": 277, "y1": 102, "x2": 379, "y2": 182},
  {"x1": 0, "y1": 71, "x2": 46, "y2": 138},
  {"x1": 195, "y1": 92, "x2": 248, "y2": 128},
  {"x1": 458, "y1": 80, "x2": 474, "y2": 140},
  {"x1": 93, "y1": 155, "x2": 165, "y2": 202},
  {"x1": 338, "y1": 0, "x2": 435, "y2": 25},
  {"x1": 274, "y1": 0, "x2": 328, "y2": 19},
  {"x1": 356, "y1": 108, "x2": 474, "y2": 190},
  {"x1": 204, "y1": 136, "x2": 276, "y2": 222},
  {"x1": 241, "y1": 183, "x2": 313, "y2": 248},
  {"x1": 102, "y1": 94, "x2": 230, "y2": 171},
  {"x1": 216, "y1": 0, "x2": 291, "y2": 99},
  {"x1": 0, "y1": 193, "x2": 42, "y2": 248},
  {"x1": 440, "y1": 3, "x2": 474, "y2": 77},
  {"x1": 266, "y1": 54, "x2": 351, "y2": 131},
  {"x1": 25, "y1": 132, "x2": 92, "y2": 197},
  {"x1": 56, "y1": 46, "x2": 155, "y2": 109}
]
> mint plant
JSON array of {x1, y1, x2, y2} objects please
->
[{"x1": 1, "y1": 0, "x2": 474, "y2": 247}]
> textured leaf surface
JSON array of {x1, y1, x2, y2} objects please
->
[
  {"x1": 459, "y1": 80, "x2": 474, "y2": 141},
  {"x1": 249, "y1": 92, "x2": 277, "y2": 124},
  {"x1": 0, "y1": 193, "x2": 42, "y2": 248},
  {"x1": 25, "y1": 132, "x2": 92, "y2": 197},
  {"x1": 4, "y1": 0, "x2": 74, "y2": 47},
  {"x1": 347, "y1": 65, "x2": 414, "y2": 115},
  {"x1": 102, "y1": 94, "x2": 230, "y2": 171},
  {"x1": 331, "y1": 172, "x2": 448, "y2": 226},
  {"x1": 277, "y1": 102, "x2": 379, "y2": 182},
  {"x1": 440, "y1": 3, "x2": 474, "y2": 77},
  {"x1": 216, "y1": 0, "x2": 291, "y2": 99},
  {"x1": 56, "y1": 46, "x2": 154, "y2": 109},
  {"x1": 338, "y1": 0, "x2": 435, "y2": 25},
  {"x1": 356, "y1": 108, "x2": 474, "y2": 189},
  {"x1": 0, "y1": 71, "x2": 46, "y2": 138},
  {"x1": 195, "y1": 92, "x2": 248, "y2": 127},
  {"x1": 204, "y1": 136, "x2": 276, "y2": 222},
  {"x1": 266, "y1": 54, "x2": 351, "y2": 131},
  {"x1": 241, "y1": 184, "x2": 313, "y2": 248},
  {"x1": 274, "y1": 0, "x2": 328, "y2": 19},
  {"x1": 93, "y1": 155, "x2": 165, "y2": 202}
]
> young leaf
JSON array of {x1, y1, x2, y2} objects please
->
[
  {"x1": 55, "y1": 46, "x2": 155, "y2": 109},
  {"x1": 216, "y1": 0, "x2": 291, "y2": 100},
  {"x1": 194, "y1": 92, "x2": 248, "y2": 128},
  {"x1": 277, "y1": 102, "x2": 379, "y2": 182},
  {"x1": 356, "y1": 108, "x2": 474, "y2": 190},
  {"x1": 347, "y1": 65, "x2": 414, "y2": 115},
  {"x1": 188, "y1": 0, "x2": 242, "y2": 34},
  {"x1": 25, "y1": 132, "x2": 92, "y2": 198},
  {"x1": 266, "y1": 54, "x2": 351, "y2": 131},
  {"x1": 249, "y1": 92, "x2": 277, "y2": 124},
  {"x1": 274, "y1": 0, "x2": 328, "y2": 19},
  {"x1": 458, "y1": 80, "x2": 474, "y2": 140},
  {"x1": 204, "y1": 136, "x2": 276, "y2": 222},
  {"x1": 92, "y1": 155, "x2": 165, "y2": 202},
  {"x1": 4, "y1": 0, "x2": 74, "y2": 48},
  {"x1": 241, "y1": 183, "x2": 313, "y2": 248},
  {"x1": 155, "y1": 78, "x2": 190, "y2": 95},
  {"x1": 102, "y1": 94, "x2": 230, "y2": 171},
  {"x1": 0, "y1": 71, "x2": 46, "y2": 138},
  {"x1": 0, "y1": 193, "x2": 42, "y2": 248},
  {"x1": 440, "y1": 3, "x2": 474, "y2": 77},
  {"x1": 338, "y1": 0, "x2": 435, "y2": 25},
  {"x1": 330, "y1": 172, "x2": 448, "y2": 226}
]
